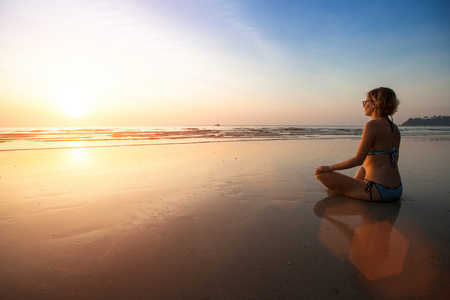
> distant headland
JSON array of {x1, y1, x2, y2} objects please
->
[{"x1": 401, "y1": 115, "x2": 450, "y2": 126}]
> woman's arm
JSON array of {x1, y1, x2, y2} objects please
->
[{"x1": 316, "y1": 122, "x2": 376, "y2": 174}]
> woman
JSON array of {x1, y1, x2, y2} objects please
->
[{"x1": 315, "y1": 87, "x2": 402, "y2": 202}]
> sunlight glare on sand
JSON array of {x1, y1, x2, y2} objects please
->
[{"x1": 69, "y1": 141, "x2": 88, "y2": 160}]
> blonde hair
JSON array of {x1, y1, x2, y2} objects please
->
[{"x1": 367, "y1": 87, "x2": 399, "y2": 116}]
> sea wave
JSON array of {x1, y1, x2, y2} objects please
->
[{"x1": 1, "y1": 125, "x2": 449, "y2": 151}]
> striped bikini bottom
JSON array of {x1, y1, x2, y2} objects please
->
[{"x1": 364, "y1": 180, "x2": 403, "y2": 202}]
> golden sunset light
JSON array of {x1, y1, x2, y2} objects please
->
[
  {"x1": 1, "y1": 1, "x2": 449, "y2": 298},
  {"x1": 0, "y1": 0, "x2": 448, "y2": 127}
]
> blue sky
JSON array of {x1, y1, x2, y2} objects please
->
[{"x1": 1, "y1": 0, "x2": 449, "y2": 126}]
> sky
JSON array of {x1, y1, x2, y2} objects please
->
[{"x1": 1, "y1": 0, "x2": 449, "y2": 126}]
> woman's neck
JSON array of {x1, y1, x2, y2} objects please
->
[{"x1": 371, "y1": 112, "x2": 382, "y2": 120}]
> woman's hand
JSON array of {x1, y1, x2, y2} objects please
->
[{"x1": 315, "y1": 165, "x2": 332, "y2": 175}]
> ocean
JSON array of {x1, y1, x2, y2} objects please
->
[{"x1": 1, "y1": 125, "x2": 449, "y2": 151}]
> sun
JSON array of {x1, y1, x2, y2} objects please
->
[
  {"x1": 60, "y1": 91, "x2": 91, "y2": 118},
  {"x1": 51, "y1": 68, "x2": 100, "y2": 118},
  {"x1": 64, "y1": 100, "x2": 87, "y2": 117}
]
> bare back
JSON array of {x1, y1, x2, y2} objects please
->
[{"x1": 363, "y1": 118, "x2": 401, "y2": 187}]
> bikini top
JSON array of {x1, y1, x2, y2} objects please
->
[
  {"x1": 367, "y1": 148, "x2": 398, "y2": 167},
  {"x1": 367, "y1": 116, "x2": 398, "y2": 167}
]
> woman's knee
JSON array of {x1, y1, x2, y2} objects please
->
[
  {"x1": 316, "y1": 172, "x2": 325, "y2": 182},
  {"x1": 316, "y1": 171, "x2": 333, "y2": 185}
]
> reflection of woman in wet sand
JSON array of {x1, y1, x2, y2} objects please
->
[
  {"x1": 315, "y1": 197, "x2": 442, "y2": 297},
  {"x1": 314, "y1": 196, "x2": 404, "y2": 282},
  {"x1": 315, "y1": 87, "x2": 402, "y2": 202},
  {"x1": 313, "y1": 196, "x2": 401, "y2": 237}
]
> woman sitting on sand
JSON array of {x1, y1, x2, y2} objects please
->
[{"x1": 315, "y1": 87, "x2": 402, "y2": 202}]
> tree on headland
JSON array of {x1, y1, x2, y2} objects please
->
[{"x1": 401, "y1": 115, "x2": 450, "y2": 126}]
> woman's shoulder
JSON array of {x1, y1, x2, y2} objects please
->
[
  {"x1": 364, "y1": 119, "x2": 393, "y2": 134},
  {"x1": 364, "y1": 119, "x2": 379, "y2": 130},
  {"x1": 364, "y1": 118, "x2": 401, "y2": 138},
  {"x1": 365, "y1": 118, "x2": 398, "y2": 129}
]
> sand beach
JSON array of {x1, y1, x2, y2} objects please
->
[{"x1": 0, "y1": 137, "x2": 449, "y2": 299}]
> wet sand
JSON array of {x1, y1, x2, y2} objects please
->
[{"x1": 0, "y1": 139, "x2": 449, "y2": 299}]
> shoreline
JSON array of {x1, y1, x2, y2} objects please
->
[{"x1": 1, "y1": 134, "x2": 449, "y2": 153}]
